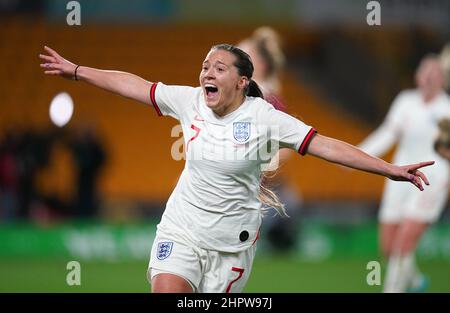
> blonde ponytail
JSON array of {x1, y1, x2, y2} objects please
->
[{"x1": 258, "y1": 169, "x2": 289, "y2": 218}]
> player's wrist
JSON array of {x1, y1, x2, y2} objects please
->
[
  {"x1": 73, "y1": 65, "x2": 81, "y2": 81},
  {"x1": 382, "y1": 161, "x2": 397, "y2": 180}
]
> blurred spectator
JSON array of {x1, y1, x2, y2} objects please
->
[
  {"x1": 0, "y1": 124, "x2": 107, "y2": 222},
  {"x1": 17, "y1": 129, "x2": 55, "y2": 219},
  {"x1": 0, "y1": 127, "x2": 56, "y2": 221},
  {"x1": 69, "y1": 124, "x2": 106, "y2": 219},
  {"x1": 0, "y1": 130, "x2": 20, "y2": 220}
]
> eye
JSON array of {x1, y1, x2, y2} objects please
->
[
  {"x1": 202, "y1": 66, "x2": 208, "y2": 71},
  {"x1": 217, "y1": 67, "x2": 225, "y2": 72}
]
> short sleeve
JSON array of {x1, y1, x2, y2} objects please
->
[
  {"x1": 149, "y1": 82, "x2": 197, "y2": 120},
  {"x1": 261, "y1": 102, "x2": 317, "y2": 155}
]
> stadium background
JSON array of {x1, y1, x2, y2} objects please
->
[{"x1": 0, "y1": 0, "x2": 449, "y2": 292}]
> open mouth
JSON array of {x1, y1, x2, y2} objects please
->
[{"x1": 205, "y1": 84, "x2": 219, "y2": 99}]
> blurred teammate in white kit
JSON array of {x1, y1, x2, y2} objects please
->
[{"x1": 359, "y1": 53, "x2": 450, "y2": 293}]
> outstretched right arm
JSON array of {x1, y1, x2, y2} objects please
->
[{"x1": 39, "y1": 46, "x2": 151, "y2": 105}]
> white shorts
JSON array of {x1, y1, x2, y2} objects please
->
[
  {"x1": 147, "y1": 233, "x2": 257, "y2": 293},
  {"x1": 379, "y1": 176, "x2": 449, "y2": 224}
]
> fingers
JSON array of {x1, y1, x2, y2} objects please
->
[
  {"x1": 407, "y1": 169, "x2": 430, "y2": 191},
  {"x1": 408, "y1": 174, "x2": 424, "y2": 191},
  {"x1": 40, "y1": 63, "x2": 62, "y2": 70},
  {"x1": 44, "y1": 46, "x2": 61, "y2": 58},
  {"x1": 44, "y1": 70, "x2": 63, "y2": 75},
  {"x1": 410, "y1": 161, "x2": 435, "y2": 170},
  {"x1": 395, "y1": 161, "x2": 434, "y2": 191},
  {"x1": 414, "y1": 178, "x2": 424, "y2": 191},
  {"x1": 414, "y1": 170, "x2": 429, "y2": 185},
  {"x1": 39, "y1": 54, "x2": 57, "y2": 63},
  {"x1": 403, "y1": 161, "x2": 434, "y2": 190}
]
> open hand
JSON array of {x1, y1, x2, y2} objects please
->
[
  {"x1": 388, "y1": 161, "x2": 435, "y2": 191},
  {"x1": 39, "y1": 46, "x2": 77, "y2": 80}
]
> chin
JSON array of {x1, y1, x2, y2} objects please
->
[{"x1": 205, "y1": 99, "x2": 219, "y2": 109}]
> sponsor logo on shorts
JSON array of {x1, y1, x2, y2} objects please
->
[{"x1": 157, "y1": 241, "x2": 173, "y2": 260}]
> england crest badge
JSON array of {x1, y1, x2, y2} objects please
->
[
  {"x1": 157, "y1": 241, "x2": 173, "y2": 260},
  {"x1": 233, "y1": 122, "x2": 251, "y2": 143}
]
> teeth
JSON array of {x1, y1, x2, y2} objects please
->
[{"x1": 205, "y1": 83, "x2": 217, "y2": 88}]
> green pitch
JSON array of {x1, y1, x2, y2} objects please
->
[{"x1": 1, "y1": 255, "x2": 449, "y2": 292}]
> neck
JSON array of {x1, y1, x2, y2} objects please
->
[
  {"x1": 422, "y1": 90, "x2": 441, "y2": 103},
  {"x1": 213, "y1": 94, "x2": 245, "y2": 117}
]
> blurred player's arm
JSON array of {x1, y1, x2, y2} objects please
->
[
  {"x1": 358, "y1": 120, "x2": 398, "y2": 157},
  {"x1": 39, "y1": 46, "x2": 151, "y2": 105},
  {"x1": 306, "y1": 134, "x2": 433, "y2": 191},
  {"x1": 359, "y1": 92, "x2": 408, "y2": 157}
]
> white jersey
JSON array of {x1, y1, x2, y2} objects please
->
[{"x1": 149, "y1": 82, "x2": 316, "y2": 252}]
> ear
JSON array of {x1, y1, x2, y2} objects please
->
[{"x1": 237, "y1": 76, "x2": 249, "y2": 90}]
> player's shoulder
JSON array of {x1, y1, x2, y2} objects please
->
[
  {"x1": 158, "y1": 82, "x2": 200, "y2": 94},
  {"x1": 247, "y1": 97, "x2": 280, "y2": 121},
  {"x1": 245, "y1": 96, "x2": 276, "y2": 113},
  {"x1": 396, "y1": 89, "x2": 419, "y2": 101},
  {"x1": 390, "y1": 89, "x2": 419, "y2": 111}
]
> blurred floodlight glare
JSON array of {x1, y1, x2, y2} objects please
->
[{"x1": 49, "y1": 92, "x2": 74, "y2": 127}]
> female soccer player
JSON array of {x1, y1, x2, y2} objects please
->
[
  {"x1": 359, "y1": 55, "x2": 450, "y2": 292},
  {"x1": 40, "y1": 44, "x2": 433, "y2": 293}
]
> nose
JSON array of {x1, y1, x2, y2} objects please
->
[{"x1": 203, "y1": 67, "x2": 215, "y2": 79}]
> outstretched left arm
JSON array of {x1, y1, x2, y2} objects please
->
[{"x1": 306, "y1": 134, "x2": 434, "y2": 191}]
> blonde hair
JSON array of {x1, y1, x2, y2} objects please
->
[
  {"x1": 252, "y1": 26, "x2": 286, "y2": 78},
  {"x1": 239, "y1": 26, "x2": 286, "y2": 93},
  {"x1": 258, "y1": 169, "x2": 289, "y2": 218}
]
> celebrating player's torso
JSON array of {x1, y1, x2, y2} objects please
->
[{"x1": 150, "y1": 83, "x2": 315, "y2": 252}]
